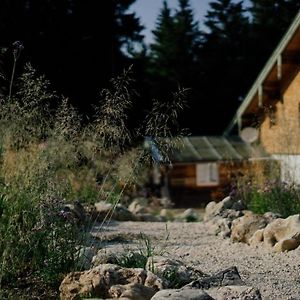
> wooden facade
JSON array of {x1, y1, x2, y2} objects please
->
[
  {"x1": 225, "y1": 10, "x2": 300, "y2": 184},
  {"x1": 167, "y1": 161, "x2": 248, "y2": 207},
  {"x1": 150, "y1": 136, "x2": 267, "y2": 207}
]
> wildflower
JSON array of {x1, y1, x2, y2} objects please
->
[{"x1": 12, "y1": 41, "x2": 24, "y2": 60}]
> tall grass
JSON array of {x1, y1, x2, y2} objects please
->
[{"x1": 0, "y1": 60, "x2": 187, "y2": 295}]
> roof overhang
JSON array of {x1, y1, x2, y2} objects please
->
[{"x1": 224, "y1": 10, "x2": 300, "y2": 135}]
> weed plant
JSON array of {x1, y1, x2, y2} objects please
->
[{"x1": 117, "y1": 225, "x2": 170, "y2": 270}]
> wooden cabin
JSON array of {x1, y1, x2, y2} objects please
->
[
  {"x1": 224, "y1": 10, "x2": 300, "y2": 184},
  {"x1": 147, "y1": 136, "x2": 269, "y2": 208}
]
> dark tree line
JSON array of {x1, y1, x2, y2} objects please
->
[{"x1": 0, "y1": 0, "x2": 300, "y2": 134}]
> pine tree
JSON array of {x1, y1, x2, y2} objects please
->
[
  {"x1": 142, "y1": 0, "x2": 203, "y2": 132},
  {"x1": 200, "y1": 0, "x2": 251, "y2": 132},
  {"x1": 0, "y1": 0, "x2": 144, "y2": 112},
  {"x1": 249, "y1": 0, "x2": 300, "y2": 66}
]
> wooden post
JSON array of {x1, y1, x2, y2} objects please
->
[
  {"x1": 258, "y1": 85, "x2": 263, "y2": 107},
  {"x1": 277, "y1": 54, "x2": 282, "y2": 80}
]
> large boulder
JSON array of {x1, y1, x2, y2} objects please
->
[
  {"x1": 230, "y1": 211, "x2": 270, "y2": 244},
  {"x1": 263, "y1": 214, "x2": 300, "y2": 252},
  {"x1": 59, "y1": 264, "x2": 164, "y2": 300}
]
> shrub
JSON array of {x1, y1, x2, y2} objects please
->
[{"x1": 237, "y1": 179, "x2": 300, "y2": 217}]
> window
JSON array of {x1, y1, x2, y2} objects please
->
[{"x1": 196, "y1": 163, "x2": 219, "y2": 186}]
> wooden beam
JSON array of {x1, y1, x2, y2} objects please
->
[
  {"x1": 277, "y1": 54, "x2": 282, "y2": 80},
  {"x1": 258, "y1": 85, "x2": 263, "y2": 107}
]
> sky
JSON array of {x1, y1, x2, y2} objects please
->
[{"x1": 130, "y1": 0, "x2": 211, "y2": 45}]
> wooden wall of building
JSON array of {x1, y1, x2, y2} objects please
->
[
  {"x1": 260, "y1": 69, "x2": 300, "y2": 154},
  {"x1": 167, "y1": 161, "x2": 248, "y2": 207}
]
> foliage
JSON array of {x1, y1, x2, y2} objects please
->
[
  {"x1": 237, "y1": 178, "x2": 300, "y2": 218},
  {"x1": 146, "y1": 0, "x2": 201, "y2": 110},
  {"x1": 200, "y1": 0, "x2": 251, "y2": 130},
  {"x1": 0, "y1": 65, "x2": 84, "y2": 288},
  {"x1": 0, "y1": 0, "x2": 144, "y2": 109},
  {"x1": 0, "y1": 55, "x2": 186, "y2": 297}
]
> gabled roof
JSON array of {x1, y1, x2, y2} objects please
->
[
  {"x1": 148, "y1": 136, "x2": 261, "y2": 163},
  {"x1": 224, "y1": 10, "x2": 300, "y2": 135}
]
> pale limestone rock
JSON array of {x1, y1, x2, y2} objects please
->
[
  {"x1": 59, "y1": 264, "x2": 164, "y2": 300},
  {"x1": 263, "y1": 214, "x2": 300, "y2": 252},
  {"x1": 204, "y1": 196, "x2": 244, "y2": 237},
  {"x1": 231, "y1": 211, "x2": 269, "y2": 244},
  {"x1": 249, "y1": 229, "x2": 264, "y2": 247}
]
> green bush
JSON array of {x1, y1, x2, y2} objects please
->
[{"x1": 237, "y1": 180, "x2": 300, "y2": 217}]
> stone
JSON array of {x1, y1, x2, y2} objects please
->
[
  {"x1": 204, "y1": 196, "x2": 246, "y2": 221},
  {"x1": 159, "y1": 209, "x2": 170, "y2": 218},
  {"x1": 146, "y1": 256, "x2": 206, "y2": 288},
  {"x1": 230, "y1": 211, "x2": 269, "y2": 244},
  {"x1": 207, "y1": 285, "x2": 262, "y2": 300},
  {"x1": 59, "y1": 264, "x2": 164, "y2": 300},
  {"x1": 185, "y1": 266, "x2": 244, "y2": 290},
  {"x1": 204, "y1": 197, "x2": 244, "y2": 237},
  {"x1": 263, "y1": 214, "x2": 300, "y2": 252},
  {"x1": 128, "y1": 198, "x2": 149, "y2": 214},
  {"x1": 205, "y1": 217, "x2": 229, "y2": 237},
  {"x1": 135, "y1": 213, "x2": 165, "y2": 222},
  {"x1": 64, "y1": 200, "x2": 86, "y2": 224},
  {"x1": 150, "y1": 289, "x2": 214, "y2": 300},
  {"x1": 205, "y1": 213, "x2": 241, "y2": 238},
  {"x1": 93, "y1": 201, "x2": 136, "y2": 221},
  {"x1": 76, "y1": 246, "x2": 98, "y2": 270},
  {"x1": 91, "y1": 249, "x2": 119, "y2": 267},
  {"x1": 180, "y1": 208, "x2": 199, "y2": 222},
  {"x1": 109, "y1": 282, "x2": 156, "y2": 300},
  {"x1": 249, "y1": 229, "x2": 264, "y2": 247}
]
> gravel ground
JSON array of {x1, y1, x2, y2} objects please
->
[{"x1": 92, "y1": 221, "x2": 300, "y2": 300}]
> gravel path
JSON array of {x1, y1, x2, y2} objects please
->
[{"x1": 92, "y1": 221, "x2": 300, "y2": 300}]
